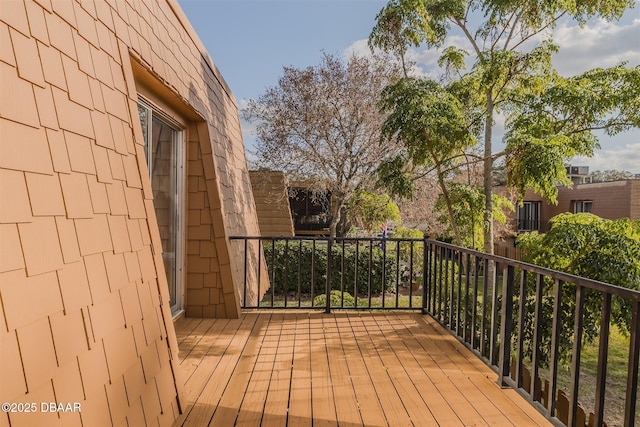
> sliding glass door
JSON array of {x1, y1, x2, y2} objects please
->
[{"x1": 138, "y1": 100, "x2": 185, "y2": 315}]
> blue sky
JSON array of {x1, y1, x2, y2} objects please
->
[{"x1": 178, "y1": 0, "x2": 640, "y2": 173}]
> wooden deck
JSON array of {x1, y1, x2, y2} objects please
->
[{"x1": 172, "y1": 312, "x2": 551, "y2": 427}]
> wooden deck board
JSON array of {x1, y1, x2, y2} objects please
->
[
  {"x1": 287, "y1": 314, "x2": 312, "y2": 427},
  {"x1": 262, "y1": 313, "x2": 297, "y2": 426},
  {"x1": 322, "y1": 315, "x2": 363, "y2": 426},
  {"x1": 331, "y1": 314, "x2": 387, "y2": 427},
  {"x1": 172, "y1": 312, "x2": 552, "y2": 427},
  {"x1": 414, "y1": 314, "x2": 551, "y2": 426},
  {"x1": 348, "y1": 314, "x2": 414, "y2": 426}
]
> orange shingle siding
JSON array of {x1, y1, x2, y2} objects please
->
[{"x1": 0, "y1": 1, "x2": 264, "y2": 427}]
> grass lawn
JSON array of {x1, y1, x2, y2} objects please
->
[{"x1": 551, "y1": 325, "x2": 637, "y2": 426}]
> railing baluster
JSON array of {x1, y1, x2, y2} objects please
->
[
  {"x1": 456, "y1": 251, "x2": 463, "y2": 336},
  {"x1": 422, "y1": 238, "x2": 428, "y2": 315},
  {"x1": 438, "y1": 247, "x2": 444, "y2": 321},
  {"x1": 297, "y1": 240, "x2": 302, "y2": 307},
  {"x1": 257, "y1": 239, "x2": 262, "y2": 309},
  {"x1": 396, "y1": 238, "x2": 401, "y2": 308},
  {"x1": 270, "y1": 238, "x2": 276, "y2": 307},
  {"x1": 409, "y1": 241, "x2": 414, "y2": 308},
  {"x1": 430, "y1": 242, "x2": 436, "y2": 314},
  {"x1": 354, "y1": 240, "x2": 359, "y2": 309},
  {"x1": 382, "y1": 236, "x2": 387, "y2": 308},
  {"x1": 325, "y1": 237, "x2": 332, "y2": 313},
  {"x1": 498, "y1": 265, "x2": 515, "y2": 386},
  {"x1": 471, "y1": 255, "x2": 479, "y2": 350},
  {"x1": 531, "y1": 273, "x2": 544, "y2": 403},
  {"x1": 284, "y1": 239, "x2": 289, "y2": 308},
  {"x1": 449, "y1": 249, "x2": 455, "y2": 330},
  {"x1": 243, "y1": 238, "x2": 248, "y2": 308},
  {"x1": 341, "y1": 239, "x2": 345, "y2": 308},
  {"x1": 625, "y1": 300, "x2": 640, "y2": 427},
  {"x1": 311, "y1": 239, "x2": 316, "y2": 306},
  {"x1": 480, "y1": 258, "x2": 489, "y2": 359},
  {"x1": 368, "y1": 239, "x2": 373, "y2": 308},
  {"x1": 490, "y1": 262, "x2": 502, "y2": 366},
  {"x1": 568, "y1": 285, "x2": 585, "y2": 427},
  {"x1": 548, "y1": 279, "x2": 563, "y2": 418},
  {"x1": 515, "y1": 270, "x2": 527, "y2": 387},
  {"x1": 594, "y1": 292, "x2": 612, "y2": 426},
  {"x1": 445, "y1": 248, "x2": 451, "y2": 325},
  {"x1": 463, "y1": 253, "x2": 471, "y2": 343}
]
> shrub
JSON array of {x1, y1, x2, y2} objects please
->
[
  {"x1": 262, "y1": 240, "x2": 398, "y2": 296},
  {"x1": 313, "y1": 290, "x2": 355, "y2": 307}
]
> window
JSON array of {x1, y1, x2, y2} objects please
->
[
  {"x1": 289, "y1": 188, "x2": 332, "y2": 232},
  {"x1": 573, "y1": 200, "x2": 593, "y2": 213},
  {"x1": 138, "y1": 99, "x2": 185, "y2": 315},
  {"x1": 516, "y1": 202, "x2": 541, "y2": 231}
]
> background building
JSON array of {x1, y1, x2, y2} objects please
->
[{"x1": 515, "y1": 179, "x2": 640, "y2": 234}]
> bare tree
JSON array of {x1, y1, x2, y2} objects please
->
[{"x1": 243, "y1": 52, "x2": 403, "y2": 236}]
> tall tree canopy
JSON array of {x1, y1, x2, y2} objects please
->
[
  {"x1": 369, "y1": 0, "x2": 639, "y2": 253},
  {"x1": 244, "y1": 53, "x2": 402, "y2": 236}
]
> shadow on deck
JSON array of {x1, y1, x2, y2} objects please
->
[{"x1": 171, "y1": 312, "x2": 550, "y2": 427}]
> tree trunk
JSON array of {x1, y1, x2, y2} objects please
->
[
  {"x1": 329, "y1": 197, "x2": 343, "y2": 238},
  {"x1": 436, "y1": 164, "x2": 463, "y2": 247},
  {"x1": 483, "y1": 91, "x2": 495, "y2": 255}
]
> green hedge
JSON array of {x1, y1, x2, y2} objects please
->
[{"x1": 263, "y1": 240, "x2": 398, "y2": 295}]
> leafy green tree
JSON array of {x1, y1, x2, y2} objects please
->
[
  {"x1": 434, "y1": 184, "x2": 513, "y2": 250},
  {"x1": 370, "y1": 0, "x2": 638, "y2": 254},
  {"x1": 347, "y1": 190, "x2": 401, "y2": 234},
  {"x1": 377, "y1": 77, "x2": 480, "y2": 246},
  {"x1": 517, "y1": 213, "x2": 640, "y2": 364},
  {"x1": 505, "y1": 65, "x2": 640, "y2": 201}
]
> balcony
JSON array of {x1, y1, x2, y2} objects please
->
[
  {"x1": 172, "y1": 311, "x2": 550, "y2": 426},
  {"x1": 173, "y1": 236, "x2": 640, "y2": 427}
]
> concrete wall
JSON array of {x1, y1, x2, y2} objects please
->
[{"x1": 0, "y1": 0, "x2": 263, "y2": 426}]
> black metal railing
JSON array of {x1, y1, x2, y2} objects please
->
[
  {"x1": 231, "y1": 236, "x2": 426, "y2": 311},
  {"x1": 425, "y1": 240, "x2": 640, "y2": 427},
  {"x1": 230, "y1": 235, "x2": 640, "y2": 427}
]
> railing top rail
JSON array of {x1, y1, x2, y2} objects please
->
[
  {"x1": 229, "y1": 235, "x2": 426, "y2": 243},
  {"x1": 229, "y1": 235, "x2": 640, "y2": 301}
]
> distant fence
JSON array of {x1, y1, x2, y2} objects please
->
[
  {"x1": 494, "y1": 244, "x2": 525, "y2": 260},
  {"x1": 230, "y1": 236, "x2": 640, "y2": 427}
]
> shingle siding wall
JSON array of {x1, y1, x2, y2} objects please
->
[{"x1": 0, "y1": 0, "x2": 262, "y2": 426}]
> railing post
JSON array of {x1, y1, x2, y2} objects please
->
[
  {"x1": 498, "y1": 265, "x2": 515, "y2": 386},
  {"x1": 325, "y1": 237, "x2": 333, "y2": 314}
]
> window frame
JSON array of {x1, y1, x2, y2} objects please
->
[
  {"x1": 573, "y1": 200, "x2": 593, "y2": 214},
  {"x1": 138, "y1": 97, "x2": 187, "y2": 317},
  {"x1": 516, "y1": 201, "x2": 541, "y2": 232}
]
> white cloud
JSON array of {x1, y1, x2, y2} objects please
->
[
  {"x1": 552, "y1": 18, "x2": 640, "y2": 76},
  {"x1": 342, "y1": 38, "x2": 372, "y2": 59},
  {"x1": 571, "y1": 141, "x2": 640, "y2": 174}
]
